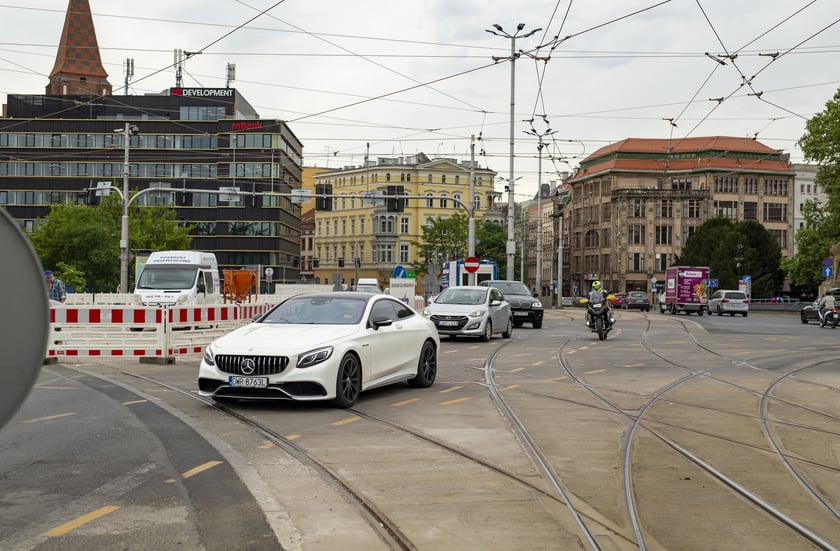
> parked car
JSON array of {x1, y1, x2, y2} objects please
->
[
  {"x1": 623, "y1": 291, "x2": 650, "y2": 311},
  {"x1": 424, "y1": 285, "x2": 513, "y2": 341},
  {"x1": 611, "y1": 292, "x2": 627, "y2": 308},
  {"x1": 708, "y1": 289, "x2": 749, "y2": 317},
  {"x1": 198, "y1": 292, "x2": 439, "y2": 408},
  {"x1": 801, "y1": 288, "x2": 840, "y2": 324},
  {"x1": 479, "y1": 280, "x2": 543, "y2": 328}
]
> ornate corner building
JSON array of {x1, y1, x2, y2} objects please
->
[{"x1": 565, "y1": 137, "x2": 794, "y2": 295}]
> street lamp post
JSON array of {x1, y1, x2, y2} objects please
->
[
  {"x1": 116, "y1": 122, "x2": 139, "y2": 294},
  {"x1": 486, "y1": 23, "x2": 541, "y2": 280},
  {"x1": 524, "y1": 126, "x2": 557, "y2": 297}
]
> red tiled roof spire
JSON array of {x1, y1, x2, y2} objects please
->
[{"x1": 46, "y1": 0, "x2": 112, "y2": 96}]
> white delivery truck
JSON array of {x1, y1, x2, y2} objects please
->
[{"x1": 134, "y1": 251, "x2": 220, "y2": 306}]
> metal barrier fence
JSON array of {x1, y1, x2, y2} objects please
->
[{"x1": 47, "y1": 303, "x2": 273, "y2": 363}]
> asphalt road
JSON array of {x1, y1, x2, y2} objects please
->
[{"x1": 2, "y1": 308, "x2": 838, "y2": 550}]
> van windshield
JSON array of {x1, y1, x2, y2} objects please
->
[{"x1": 137, "y1": 266, "x2": 198, "y2": 290}]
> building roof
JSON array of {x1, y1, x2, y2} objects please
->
[
  {"x1": 570, "y1": 136, "x2": 792, "y2": 183},
  {"x1": 47, "y1": 0, "x2": 111, "y2": 95}
]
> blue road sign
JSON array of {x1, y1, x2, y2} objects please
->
[
  {"x1": 709, "y1": 278, "x2": 719, "y2": 289},
  {"x1": 742, "y1": 275, "x2": 751, "y2": 284},
  {"x1": 393, "y1": 265, "x2": 406, "y2": 278},
  {"x1": 824, "y1": 257, "x2": 833, "y2": 268},
  {"x1": 824, "y1": 267, "x2": 834, "y2": 278}
]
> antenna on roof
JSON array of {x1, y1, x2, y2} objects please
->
[
  {"x1": 123, "y1": 58, "x2": 134, "y2": 94},
  {"x1": 174, "y1": 49, "x2": 184, "y2": 87},
  {"x1": 226, "y1": 63, "x2": 236, "y2": 89}
]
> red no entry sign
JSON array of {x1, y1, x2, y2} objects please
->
[{"x1": 464, "y1": 256, "x2": 480, "y2": 273}]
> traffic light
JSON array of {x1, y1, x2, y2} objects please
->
[{"x1": 315, "y1": 183, "x2": 333, "y2": 211}]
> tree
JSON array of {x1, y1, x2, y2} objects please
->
[
  {"x1": 411, "y1": 214, "x2": 509, "y2": 278},
  {"x1": 676, "y1": 217, "x2": 783, "y2": 298},
  {"x1": 785, "y1": 87, "x2": 840, "y2": 290},
  {"x1": 30, "y1": 204, "x2": 119, "y2": 292},
  {"x1": 30, "y1": 199, "x2": 194, "y2": 292}
]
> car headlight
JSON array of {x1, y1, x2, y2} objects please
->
[
  {"x1": 176, "y1": 294, "x2": 189, "y2": 305},
  {"x1": 203, "y1": 344, "x2": 216, "y2": 367},
  {"x1": 423, "y1": 307, "x2": 431, "y2": 316},
  {"x1": 532, "y1": 300, "x2": 543, "y2": 308},
  {"x1": 468, "y1": 308, "x2": 488, "y2": 318},
  {"x1": 297, "y1": 346, "x2": 333, "y2": 369}
]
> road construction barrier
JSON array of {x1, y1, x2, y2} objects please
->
[{"x1": 47, "y1": 303, "x2": 273, "y2": 362}]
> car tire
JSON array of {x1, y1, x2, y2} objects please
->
[
  {"x1": 481, "y1": 320, "x2": 492, "y2": 342},
  {"x1": 801, "y1": 313, "x2": 809, "y2": 324},
  {"x1": 408, "y1": 340, "x2": 437, "y2": 388},
  {"x1": 332, "y1": 353, "x2": 362, "y2": 408},
  {"x1": 502, "y1": 317, "x2": 513, "y2": 338},
  {"x1": 729, "y1": 312, "x2": 735, "y2": 316},
  {"x1": 717, "y1": 306, "x2": 723, "y2": 316},
  {"x1": 743, "y1": 312, "x2": 748, "y2": 317}
]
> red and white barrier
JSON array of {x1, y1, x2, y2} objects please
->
[{"x1": 47, "y1": 303, "x2": 274, "y2": 361}]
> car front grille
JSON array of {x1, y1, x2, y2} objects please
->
[
  {"x1": 430, "y1": 315, "x2": 469, "y2": 329},
  {"x1": 215, "y1": 354, "x2": 289, "y2": 376},
  {"x1": 509, "y1": 300, "x2": 532, "y2": 309}
]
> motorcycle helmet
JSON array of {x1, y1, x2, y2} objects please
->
[{"x1": 591, "y1": 280, "x2": 602, "y2": 293}]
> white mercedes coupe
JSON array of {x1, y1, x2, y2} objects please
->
[{"x1": 198, "y1": 292, "x2": 439, "y2": 407}]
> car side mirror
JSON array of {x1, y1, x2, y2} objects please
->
[
  {"x1": 371, "y1": 315, "x2": 393, "y2": 329},
  {"x1": 490, "y1": 299, "x2": 501, "y2": 306}
]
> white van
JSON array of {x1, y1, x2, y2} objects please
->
[
  {"x1": 355, "y1": 277, "x2": 381, "y2": 293},
  {"x1": 134, "y1": 251, "x2": 220, "y2": 306}
]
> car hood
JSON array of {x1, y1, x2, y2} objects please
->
[
  {"x1": 428, "y1": 303, "x2": 488, "y2": 316},
  {"x1": 211, "y1": 323, "x2": 359, "y2": 353}
]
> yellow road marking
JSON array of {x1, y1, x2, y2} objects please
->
[
  {"x1": 122, "y1": 400, "x2": 148, "y2": 405},
  {"x1": 23, "y1": 412, "x2": 76, "y2": 424},
  {"x1": 332, "y1": 416, "x2": 361, "y2": 426},
  {"x1": 531, "y1": 361, "x2": 546, "y2": 366},
  {"x1": 499, "y1": 384, "x2": 520, "y2": 392},
  {"x1": 392, "y1": 398, "x2": 420, "y2": 407},
  {"x1": 439, "y1": 397, "x2": 472, "y2": 405},
  {"x1": 44, "y1": 505, "x2": 120, "y2": 537},
  {"x1": 258, "y1": 442, "x2": 275, "y2": 449},
  {"x1": 443, "y1": 349, "x2": 459, "y2": 354},
  {"x1": 286, "y1": 434, "x2": 302, "y2": 440},
  {"x1": 439, "y1": 386, "x2": 463, "y2": 394},
  {"x1": 182, "y1": 460, "x2": 223, "y2": 479},
  {"x1": 512, "y1": 353, "x2": 533, "y2": 357},
  {"x1": 548, "y1": 376, "x2": 568, "y2": 381},
  {"x1": 511, "y1": 367, "x2": 527, "y2": 373},
  {"x1": 585, "y1": 369, "x2": 607, "y2": 375},
  {"x1": 33, "y1": 386, "x2": 77, "y2": 390}
]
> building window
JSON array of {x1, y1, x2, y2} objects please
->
[
  {"x1": 399, "y1": 244, "x2": 409, "y2": 263},
  {"x1": 400, "y1": 216, "x2": 409, "y2": 233},
  {"x1": 743, "y1": 202, "x2": 757, "y2": 220},
  {"x1": 441, "y1": 175, "x2": 447, "y2": 185},
  {"x1": 631, "y1": 198, "x2": 645, "y2": 218},
  {"x1": 714, "y1": 176, "x2": 738, "y2": 193},
  {"x1": 628, "y1": 224, "x2": 645, "y2": 245},
  {"x1": 657, "y1": 199, "x2": 672, "y2": 218},
  {"x1": 655, "y1": 225, "x2": 672, "y2": 245},
  {"x1": 715, "y1": 200, "x2": 737, "y2": 219},
  {"x1": 744, "y1": 176, "x2": 758, "y2": 194},
  {"x1": 439, "y1": 193, "x2": 448, "y2": 208},
  {"x1": 686, "y1": 199, "x2": 701, "y2": 218},
  {"x1": 763, "y1": 202, "x2": 787, "y2": 222},
  {"x1": 351, "y1": 219, "x2": 356, "y2": 235},
  {"x1": 628, "y1": 252, "x2": 645, "y2": 272},
  {"x1": 426, "y1": 193, "x2": 434, "y2": 208}
]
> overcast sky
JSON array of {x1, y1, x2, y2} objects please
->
[{"x1": 1, "y1": 1, "x2": 839, "y2": 200}]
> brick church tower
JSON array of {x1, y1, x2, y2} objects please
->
[{"x1": 46, "y1": 0, "x2": 112, "y2": 96}]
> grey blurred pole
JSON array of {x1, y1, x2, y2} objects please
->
[
  {"x1": 120, "y1": 122, "x2": 130, "y2": 294},
  {"x1": 486, "y1": 24, "x2": 541, "y2": 280},
  {"x1": 524, "y1": 126, "x2": 556, "y2": 297}
]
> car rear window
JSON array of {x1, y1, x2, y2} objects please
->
[{"x1": 725, "y1": 292, "x2": 747, "y2": 300}]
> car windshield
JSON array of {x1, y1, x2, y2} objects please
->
[
  {"x1": 261, "y1": 296, "x2": 367, "y2": 325},
  {"x1": 490, "y1": 282, "x2": 530, "y2": 296},
  {"x1": 136, "y1": 266, "x2": 197, "y2": 290},
  {"x1": 435, "y1": 289, "x2": 487, "y2": 305}
]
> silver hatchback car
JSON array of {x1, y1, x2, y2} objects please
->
[
  {"x1": 708, "y1": 289, "x2": 749, "y2": 317},
  {"x1": 424, "y1": 286, "x2": 513, "y2": 341}
]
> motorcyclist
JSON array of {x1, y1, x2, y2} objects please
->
[
  {"x1": 585, "y1": 280, "x2": 615, "y2": 326},
  {"x1": 818, "y1": 291, "x2": 836, "y2": 322}
]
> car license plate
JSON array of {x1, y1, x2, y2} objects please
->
[
  {"x1": 514, "y1": 311, "x2": 528, "y2": 316},
  {"x1": 228, "y1": 376, "x2": 268, "y2": 388},
  {"x1": 438, "y1": 320, "x2": 458, "y2": 327}
]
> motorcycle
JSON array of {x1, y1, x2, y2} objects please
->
[
  {"x1": 582, "y1": 294, "x2": 616, "y2": 340},
  {"x1": 819, "y1": 307, "x2": 839, "y2": 328}
]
